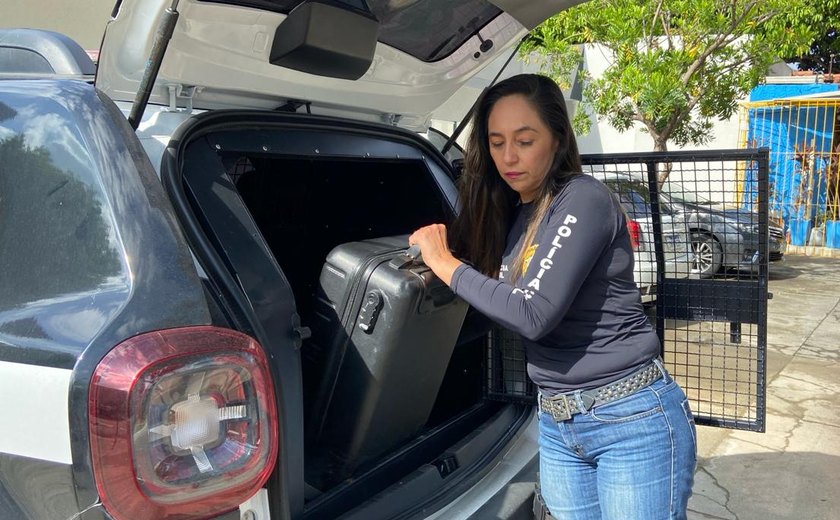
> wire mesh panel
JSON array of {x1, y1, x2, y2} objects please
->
[
  {"x1": 581, "y1": 149, "x2": 769, "y2": 432},
  {"x1": 485, "y1": 326, "x2": 536, "y2": 404}
]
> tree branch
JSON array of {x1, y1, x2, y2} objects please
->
[
  {"x1": 713, "y1": 55, "x2": 755, "y2": 75},
  {"x1": 661, "y1": 7, "x2": 673, "y2": 50},
  {"x1": 662, "y1": 70, "x2": 730, "y2": 144},
  {"x1": 626, "y1": 97, "x2": 650, "y2": 126},
  {"x1": 649, "y1": 0, "x2": 665, "y2": 48},
  {"x1": 662, "y1": 89, "x2": 704, "y2": 139},
  {"x1": 679, "y1": 0, "x2": 765, "y2": 86}
]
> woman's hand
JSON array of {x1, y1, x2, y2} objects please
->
[{"x1": 408, "y1": 224, "x2": 463, "y2": 286}]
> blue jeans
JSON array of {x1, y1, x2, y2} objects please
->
[{"x1": 538, "y1": 362, "x2": 697, "y2": 520}]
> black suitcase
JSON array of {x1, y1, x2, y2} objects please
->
[{"x1": 303, "y1": 235, "x2": 468, "y2": 488}]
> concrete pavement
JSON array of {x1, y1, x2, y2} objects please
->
[{"x1": 688, "y1": 255, "x2": 840, "y2": 520}]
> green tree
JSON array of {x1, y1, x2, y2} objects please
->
[
  {"x1": 781, "y1": 0, "x2": 840, "y2": 73},
  {"x1": 524, "y1": 0, "x2": 836, "y2": 183},
  {"x1": 786, "y1": 29, "x2": 840, "y2": 74}
]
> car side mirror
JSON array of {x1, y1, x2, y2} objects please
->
[{"x1": 269, "y1": 0, "x2": 379, "y2": 80}]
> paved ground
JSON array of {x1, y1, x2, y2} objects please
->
[{"x1": 688, "y1": 255, "x2": 840, "y2": 520}]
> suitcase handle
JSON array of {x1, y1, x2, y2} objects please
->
[{"x1": 389, "y1": 245, "x2": 424, "y2": 269}]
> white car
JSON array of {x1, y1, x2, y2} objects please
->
[{"x1": 586, "y1": 171, "x2": 694, "y2": 304}]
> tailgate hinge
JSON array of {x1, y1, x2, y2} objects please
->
[
  {"x1": 166, "y1": 84, "x2": 199, "y2": 113},
  {"x1": 381, "y1": 113, "x2": 402, "y2": 126}
]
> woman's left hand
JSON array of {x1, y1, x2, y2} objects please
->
[{"x1": 408, "y1": 224, "x2": 463, "y2": 286}]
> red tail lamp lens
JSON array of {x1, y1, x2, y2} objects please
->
[
  {"x1": 89, "y1": 326, "x2": 278, "y2": 520},
  {"x1": 627, "y1": 220, "x2": 644, "y2": 250}
]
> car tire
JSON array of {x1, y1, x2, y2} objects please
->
[{"x1": 691, "y1": 232, "x2": 722, "y2": 277}]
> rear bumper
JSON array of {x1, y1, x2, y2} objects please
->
[
  {"x1": 426, "y1": 409, "x2": 539, "y2": 520},
  {"x1": 466, "y1": 456, "x2": 540, "y2": 520}
]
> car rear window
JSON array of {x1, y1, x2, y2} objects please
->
[
  {"x1": 604, "y1": 179, "x2": 653, "y2": 219},
  {"x1": 0, "y1": 47, "x2": 54, "y2": 74},
  {"x1": 200, "y1": 0, "x2": 502, "y2": 62}
]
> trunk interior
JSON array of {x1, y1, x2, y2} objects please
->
[
  {"x1": 173, "y1": 115, "x2": 532, "y2": 517},
  {"x1": 232, "y1": 155, "x2": 490, "y2": 486}
]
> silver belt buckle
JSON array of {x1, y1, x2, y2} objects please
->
[{"x1": 546, "y1": 394, "x2": 573, "y2": 422}]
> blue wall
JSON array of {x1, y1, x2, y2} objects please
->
[{"x1": 745, "y1": 84, "x2": 839, "y2": 237}]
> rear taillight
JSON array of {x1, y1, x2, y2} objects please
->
[
  {"x1": 627, "y1": 220, "x2": 645, "y2": 250},
  {"x1": 89, "y1": 326, "x2": 278, "y2": 520}
]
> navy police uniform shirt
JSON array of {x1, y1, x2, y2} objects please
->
[{"x1": 450, "y1": 174, "x2": 660, "y2": 395}]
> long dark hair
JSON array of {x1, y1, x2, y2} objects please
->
[{"x1": 449, "y1": 74, "x2": 583, "y2": 278}]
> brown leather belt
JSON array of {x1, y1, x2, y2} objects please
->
[{"x1": 538, "y1": 359, "x2": 664, "y2": 422}]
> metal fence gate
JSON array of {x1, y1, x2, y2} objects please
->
[
  {"x1": 486, "y1": 149, "x2": 769, "y2": 432},
  {"x1": 582, "y1": 149, "x2": 769, "y2": 431}
]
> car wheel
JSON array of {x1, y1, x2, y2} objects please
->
[{"x1": 691, "y1": 232, "x2": 722, "y2": 277}]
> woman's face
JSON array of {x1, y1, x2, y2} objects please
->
[{"x1": 487, "y1": 94, "x2": 559, "y2": 203}]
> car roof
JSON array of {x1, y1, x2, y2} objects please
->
[
  {"x1": 587, "y1": 170, "x2": 646, "y2": 184},
  {"x1": 0, "y1": 28, "x2": 95, "y2": 81}
]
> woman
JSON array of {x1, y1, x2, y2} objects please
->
[{"x1": 409, "y1": 74, "x2": 696, "y2": 519}]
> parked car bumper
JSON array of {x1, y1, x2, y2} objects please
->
[
  {"x1": 635, "y1": 250, "x2": 694, "y2": 303},
  {"x1": 722, "y1": 229, "x2": 787, "y2": 271}
]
